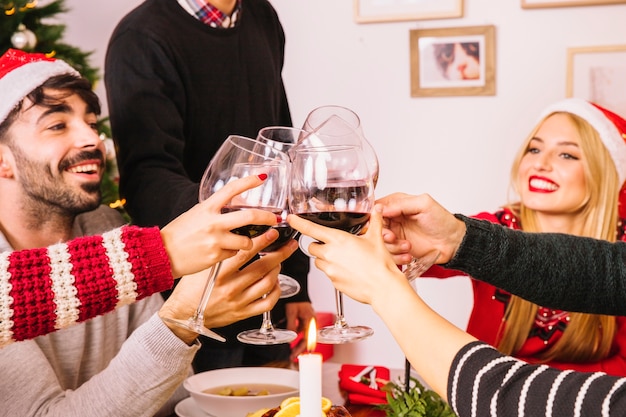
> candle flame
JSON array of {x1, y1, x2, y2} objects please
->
[{"x1": 306, "y1": 317, "x2": 317, "y2": 352}]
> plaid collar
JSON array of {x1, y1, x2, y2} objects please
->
[{"x1": 179, "y1": 0, "x2": 242, "y2": 28}]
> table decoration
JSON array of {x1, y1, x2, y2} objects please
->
[
  {"x1": 379, "y1": 377, "x2": 457, "y2": 417},
  {"x1": 338, "y1": 364, "x2": 390, "y2": 405}
]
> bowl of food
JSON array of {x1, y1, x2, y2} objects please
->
[{"x1": 183, "y1": 367, "x2": 300, "y2": 417}]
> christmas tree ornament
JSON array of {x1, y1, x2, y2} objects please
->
[
  {"x1": 10, "y1": 24, "x2": 37, "y2": 50},
  {"x1": 0, "y1": 0, "x2": 125, "y2": 215}
]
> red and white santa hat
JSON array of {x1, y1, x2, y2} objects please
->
[
  {"x1": 540, "y1": 97, "x2": 626, "y2": 185},
  {"x1": 0, "y1": 48, "x2": 79, "y2": 125}
]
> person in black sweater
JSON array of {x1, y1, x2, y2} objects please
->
[
  {"x1": 288, "y1": 193, "x2": 626, "y2": 417},
  {"x1": 104, "y1": 0, "x2": 314, "y2": 371}
]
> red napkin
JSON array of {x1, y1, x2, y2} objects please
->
[{"x1": 338, "y1": 364, "x2": 390, "y2": 405}]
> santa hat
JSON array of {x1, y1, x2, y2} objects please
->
[
  {"x1": 0, "y1": 48, "x2": 79, "y2": 125},
  {"x1": 540, "y1": 97, "x2": 626, "y2": 217}
]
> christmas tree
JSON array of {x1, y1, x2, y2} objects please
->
[{"x1": 1, "y1": 0, "x2": 125, "y2": 214}]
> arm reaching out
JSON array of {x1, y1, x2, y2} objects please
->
[
  {"x1": 289, "y1": 205, "x2": 626, "y2": 417},
  {"x1": 0, "y1": 175, "x2": 278, "y2": 347},
  {"x1": 288, "y1": 206, "x2": 476, "y2": 398}
]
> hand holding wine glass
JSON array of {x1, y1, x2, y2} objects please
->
[
  {"x1": 235, "y1": 126, "x2": 313, "y2": 345},
  {"x1": 289, "y1": 144, "x2": 375, "y2": 344},
  {"x1": 255, "y1": 126, "x2": 310, "y2": 298},
  {"x1": 162, "y1": 135, "x2": 290, "y2": 341}
]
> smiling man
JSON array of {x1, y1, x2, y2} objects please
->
[{"x1": 0, "y1": 49, "x2": 294, "y2": 417}]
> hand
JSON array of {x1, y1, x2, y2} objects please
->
[
  {"x1": 159, "y1": 229, "x2": 298, "y2": 342},
  {"x1": 376, "y1": 193, "x2": 466, "y2": 264},
  {"x1": 287, "y1": 206, "x2": 408, "y2": 308},
  {"x1": 160, "y1": 175, "x2": 279, "y2": 278},
  {"x1": 206, "y1": 236, "x2": 298, "y2": 329},
  {"x1": 291, "y1": 204, "x2": 476, "y2": 402},
  {"x1": 284, "y1": 302, "x2": 316, "y2": 360}
]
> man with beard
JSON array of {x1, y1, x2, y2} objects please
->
[{"x1": 0, "y1": 49, "x2": 295, "y2": 417}]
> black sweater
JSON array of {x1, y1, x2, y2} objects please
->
[{"x1": 105, "y1": 0, "x2": 309, "y2": 342}]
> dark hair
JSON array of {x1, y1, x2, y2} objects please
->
[
  {"x1": 433, "y1": 42, "x2": 480, "y2": 78},
  {"x1": 0, "y1": 74, "x2": 100, "y2": 142}
]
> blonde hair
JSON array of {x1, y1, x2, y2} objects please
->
[{"x1": 499, "y1": 112, "x2": 620, "y2": 363}]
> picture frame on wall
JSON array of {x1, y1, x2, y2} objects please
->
[
  {"x1": 566, "y1": 45, "x2": 626, "y2": 116},
  {"x1": 409, "y1": 25, "x2": 495, "y2": 97},
  {"x1": 521, "y1": 0, "x2": 626, "y2": 9},
  {"x1": 354, "y1": 0, "x2": 463, "y2": 23}
]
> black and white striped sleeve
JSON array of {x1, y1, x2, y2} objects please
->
[{"x1": 448, "y1": 341, "x2": 626, "y2": 417}]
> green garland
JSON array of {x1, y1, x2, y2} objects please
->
[{"x1": 379, "y1": 377, "x2": 458, "y2": 417}]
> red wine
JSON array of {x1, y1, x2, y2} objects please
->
[
  {"x1": 261, "y1": 225, "x2": 297, "y2": 252},
  {"x1": 297, "y1": 212, "x2": 370, "y2": 235},
  {"x1": 221, "y1": 206, "x2": 280, "y2": 238}
]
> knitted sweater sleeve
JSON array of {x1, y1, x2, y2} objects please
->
[
  {"x1": 448, "y1": 341, "x2": 626, "y2": 416},
  {"x1": 445, "y1": 215, "x2": 626, "y2": 315},
  {"x1": 0, "y1": 225, "x2": 173, "y2": 347}
]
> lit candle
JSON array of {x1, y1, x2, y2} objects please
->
[{"x1": 298, "y1": 317, "x2": 322, "y2": 417}]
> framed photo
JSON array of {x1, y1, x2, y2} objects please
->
[
  {"x1": 521, "y1": 0, "x2": 626, "y2": 9},
  {"x1": 409, "y1": 25, "x2": 495, "y2": 97},
  {"x1": 354, "y1": 0, "x2": 463, "y2": 24},
  {"x1": 566, "y1": 45, "x2": 626, "y2": 115}
]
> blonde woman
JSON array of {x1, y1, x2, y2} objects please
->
[{"x1": 424, "y1": 98, "x2": 626, "y2": 375}]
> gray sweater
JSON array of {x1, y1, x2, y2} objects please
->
[{"x1": 0, "y1": 206, "x2": 197, "y2": 417}]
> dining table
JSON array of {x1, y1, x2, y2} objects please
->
[{"x1": 172, "y1": 360, "x2": 423, "y2": 417}]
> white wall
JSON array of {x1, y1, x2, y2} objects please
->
[{"x1": 62, "y1": 0, "x2": 626, "y2": 369}]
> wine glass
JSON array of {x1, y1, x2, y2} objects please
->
[
  {"x1": 301, "y1": 105, "x2": 379, "y2": 186},
  {"x1": 236, "y1": 127, "x2": 306, "y2": 345},
  {"x1": 255, "y1": 126, "x2": 310, "y2": 298},
  {"x1": 236, "y1": 204, "x2": 300, "y2": 345},
  {"x1": 404, "y1": 251, "x2": 441, "y2": 281},
  {"x1": 162, "y1": 135, "x2": 290, "y2": 341},
  {"x1": 289, "y1": 144, "x2": 375, "y2": 344}
]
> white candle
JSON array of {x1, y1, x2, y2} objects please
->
[{"x1": 298, "y1": 318, "x2": 322, "y2": 417}]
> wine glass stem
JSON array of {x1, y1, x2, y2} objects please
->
[
  {"x1": 259, "y1": 310, "x2": 275, "y2": 334},
  {"x1": 333, "y1": 290, "x2": 348, "y2": 329},
  {"x1": 192, "y1": 261, "x2": 222, "y2": 322},
  {"x1": 256, "y1": 253, "x2": 276, "y2": 334}
]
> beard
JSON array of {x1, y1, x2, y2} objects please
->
[{"x1": 12, "y1": 146, "x2": 104, "y2": 217}]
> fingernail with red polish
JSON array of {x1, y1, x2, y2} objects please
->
[{"x1": 257, "y1": 173, "x2": 268, "y2": 180}]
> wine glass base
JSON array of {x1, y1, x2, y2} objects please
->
[
  {"x1": 161, "y1": 317, "x2": 226, "y2": 342},
  {"x1": 317, "y1": 325, "x2": 374, "y2": 344},
  {"x1": 279, "y1": 274, "x2": 301, "y2": 298},
  {"x1": 237, "y1": 328, "x2": 298, "y2": 345}
]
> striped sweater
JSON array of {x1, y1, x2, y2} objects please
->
[
  {"x1": 449, "y1": 341, "x2": 626, "y2": 416},
  {"x1": 0, "y1": 225, "x2": 172, "y2": 347}
]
